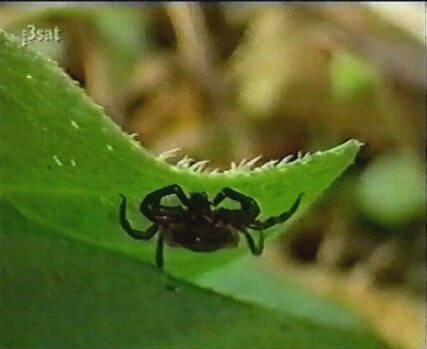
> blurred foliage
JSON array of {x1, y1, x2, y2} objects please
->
[
  {"x1": 330, "y1": 50, "x2": 378, "y2": 101},
  {"x1": 356, "y1": 151, "x2": 424, "y2": 229},
  {"x1": 0, "y1": 3, "x2": 424, "y2": 349},
  {"x1": 231, "y1": 8, "x2": 292, "y2": 119}
]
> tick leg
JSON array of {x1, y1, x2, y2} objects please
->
[
  {"x1": 120, "y1": 194, "x2": 159, "y2": 239},
  {"x1": 156, "y1": 232, "x2": 165, "y2": 269},
  {"x1": 242, "y1": 230, "x2": 264, "y2": 256},
  {"x1": 250, "y1": 193, "x2": 303, "y2": 230},
  {"x1": 213, "y1": 187, "x2": 260, "y2": 220},
  {"x1": 141, "y1": 184, "x2": 189, "y2": 220}
]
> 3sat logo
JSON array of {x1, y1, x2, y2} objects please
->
[{"x1": 21, "y1": 24, "x2": 62, "y2": 47}]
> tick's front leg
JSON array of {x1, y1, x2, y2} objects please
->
[
  {"x1": 213, "y1": 187, "x2": 260, "y2": 220},
  {"x1": 250, "y1": 193, "x2": 303, "y2": 230},
  {"x1": 120, "y1": 194, "x2": 159, "y2": 240},
  {"x1": 140, "y1": 184, "x2": 189, "y2": 220}
]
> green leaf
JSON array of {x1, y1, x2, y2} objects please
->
[
  {"x1": 0, "y1": 30, "x2": 387, "y2": 348},
  {"x1": 0, "y1": 200, "x2": 384, "y2": 349},
  {"x1": 197, "y1": 256, "x2": 365, "y2": 330},
  {"x1": 0, "y1": 29, "x2": 363, "y2": 279}
]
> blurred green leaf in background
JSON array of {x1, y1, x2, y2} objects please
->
[
  {"x1": 356, "y1": 151, "x2": 424, "y2": 229},
  {"x1": 330, "y1": 51, "x2": 378, "y2": 101}
]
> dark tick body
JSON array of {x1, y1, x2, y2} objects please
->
[{"x1": 119, "y1": 185, "x2": 303, "y2": 269}]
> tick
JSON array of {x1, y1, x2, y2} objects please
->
[{"x1": 119, "y1": 185, "x2": 303, "y2": 269}]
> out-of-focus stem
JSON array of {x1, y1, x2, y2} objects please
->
[{"x1": 166, "y1": 3, "x2": 255, "y2": 160}]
